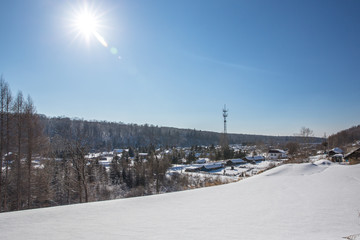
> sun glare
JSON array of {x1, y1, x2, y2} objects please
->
[
  {"x1": 69, "y1": 3, "x2": 108, "y2": 47},
  {"x1": 75, "y1": 11, "x2": 98, "y2": 37}
]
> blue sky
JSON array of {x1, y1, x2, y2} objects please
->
[{"x1": 0, "y1": 0, "x2": 359, "y2": 137}]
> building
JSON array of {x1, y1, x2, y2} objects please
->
[
  {"x1": 200, "y1": 163, "x2": 224, "y2": 172},
  {"x1": 196, "y1": 158, "x2": 209, "y2": 164},
  {"x1": 226, "y1": 158, "x2": 246, "y2": 166},
  {"x1": 328, "y1": 147, "x2": 344, "y2": 156},
  {"x1": 244, "y1": 156, "x2": 265, "y2": 163},
  {"x1": 268, "y1": 149, "x2": 287, "y2": 160},
  {"x1": 344, "y1": 147, "x2": 360, "y2": 165}
]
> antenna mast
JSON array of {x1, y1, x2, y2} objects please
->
[
  {"x1": 221, "y1": 104, "x2": 229, "y2": 148},
  {"x1": 223, "y1": 104, "x2": 228, "y2": 134}
]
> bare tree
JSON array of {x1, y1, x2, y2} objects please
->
[
  {"x1": 285, "y1": 142, "x2": 300, "y2": 156},
  {"x1": 299, "y1": 127, "x2": 314, "y2": 157},
  {"x1": 0, "y1": 76, "x2": 7, "y2": 210},
  {"x1": 13, "y1": 91, "x2": 24, "y2": 210},
  {"x1": 3, "y1": 82, "x2": 12, "y2": 211},
  {"x1": 24, "y1": 95, "x2": 36, "y2": 208},
  {"x1": 0, "y1": 77, "x2": 5, "y2": 210},
  {"x1": 64, "y1": 124, "x2": 90, "y2": 203}
]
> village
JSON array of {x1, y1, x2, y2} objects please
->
[{"x1": 82, "y1": 142, "x2": 360, "y2": 185}]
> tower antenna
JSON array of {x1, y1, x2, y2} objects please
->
[
  {"x1": 221, "y1": 104, "x2": 229, "y2": 147},
  {"x1": 223, "y1": 104, "x2": 228, "y2": 134}
]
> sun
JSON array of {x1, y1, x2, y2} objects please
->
[
  {"x1": 74, "y1": 11, "x2": 98, "y2": 38},
  {"x1": 69, "y1": 3, "x2": 108, "y2": 47}
]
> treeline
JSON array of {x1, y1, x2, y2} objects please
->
[
  {"x1": 0, "y1": 78, "x2": 190, "y2": 212},
  {"x1": 328, "y1": 125, "x2": 360, "y2": 148},
  {"x1": 48, "y1": 144, "x2": 188, "y2": 205},
  {"x1": 0, "y1": 77, "x2": 46, "y2": 211},
  {"x1": 47, "y1": 119, "x2": 189, "y2": 206},
  {"x1": 40, "y1": 116, "x2": 322, "y2": 151}
]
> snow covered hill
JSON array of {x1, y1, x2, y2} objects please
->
[{"x1": 1, "y1": 161, "x2": 360, "y2": 240}]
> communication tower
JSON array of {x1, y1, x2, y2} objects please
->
[
  {"x1": 223, "y1": 104, "x2": 228, "y2": 134},
  {"x1": 221, "y1": 104, "x2": 229, "y2": 147}
]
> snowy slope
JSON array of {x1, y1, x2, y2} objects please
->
[{"x1": 1, "y1": 162, "x2": 360, "y2": 240}]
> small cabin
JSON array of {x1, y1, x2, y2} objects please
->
[
  {"x1": 331, "y1": 154, "x2": 343, "y2": 163},
  {"x1": 245, "y1": 156, "x2": 265, "y2": 163},
  {"x1": 226, "y1": 159, "x2": 246, "y2": 166},
  {"x1": 328, "y1": 147, "x2": 344, "y2": 157},
  {"x1": 196, "y1": 158, "x2": 209, "y2": 164},
  {"x1": 344, "y1": 147, "x2": 360, "y2": 165},
  {"x1": 200, "y1": 163, "x2": 224, "y2": 172},
  {"x1": 185, "y1": 165, "x2": 202, "y2": 172}
]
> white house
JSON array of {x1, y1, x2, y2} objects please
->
[{"x1": 268, "y1": 149, "x2": 287, "y2": 160}]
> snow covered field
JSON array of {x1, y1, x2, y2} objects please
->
[{"x1": 1, "y1": 161, "x2": 360, "y2": 240}]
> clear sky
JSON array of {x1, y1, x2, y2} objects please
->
[{"x1": 0, "y1": 0, "x2": 359, "y2": 137}]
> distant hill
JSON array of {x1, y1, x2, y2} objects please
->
[
  {"x1": 40, "y1": 115, "x2": 323, "y2": 150},
  {"x1": 328, "y1": 124, "x2": 360, "y2": 147}
]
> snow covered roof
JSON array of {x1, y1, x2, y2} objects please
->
[
  {"x1": 227, "y1": 159, "x2": 246, "y2": 164},
  {"x1": 330, "y1": 147, "x2": 344, "y2": 154},
  {"x1": 245, "y1": 156, "x2": 265, "y2": 161},
  {"x1": 268, "y1": 149, "x2": 286, "y2": 154},
  {"x1": 332, "y1": 153, "x2": 343, "y2": 157},
  {"x1": 185, "y1": 166, "x2": 202, "y2": 170},
  {"x1": 202, "y1": 163, "x2": 224, "y2": 170},
  {"x1": 195, "y1": 158, "x2": 208, "y2": 164},
  {"x1": 344, "y1": 147, "x2": 360, "y2": 158}
]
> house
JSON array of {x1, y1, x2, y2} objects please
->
[
  {"x1": 200, "y1": 163, "x2": 224, "y2": 172},
  {"x1": 328, "y1": 147, "x2": 344, "y2": 156},
  {"x1": 138, "y1": 153, "x2": 148, "y2": 161},
  {"x1": 226, "y1": 158, "x2": 246, "y2": 166},
  {"x1": 184, "y1": 165, "x2": 202, "y2": 172},
  {"x1": 268, "y1": 149, "x2": 287, "y2": 160},
  {"x1": 344, "y1": 147, "x2": 360, "y2": 165},
  {"x1": 244, "y1": 156, "x2": 265, "y2": 163},
  {"x1": 196, "y1": 158, "x2": 209, "y2": 164}
]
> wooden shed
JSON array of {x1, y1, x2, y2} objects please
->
[{"x1": 344, "y1": 147, "x2": 360, "y2": 165}]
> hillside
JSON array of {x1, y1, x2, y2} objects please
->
[
  {"x1": 40, "y1": 116, "x2": 323, "y2": 150},
  {"x1": 2, "y1": 161, "x2": 359, "y2": 240},
  {"x1": 329, "y1": 124, "x2": 360, "y2": 148}
]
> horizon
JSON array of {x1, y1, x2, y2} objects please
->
[{"x1": 1, "y1": 0, "x2": 359, "y2": 137}]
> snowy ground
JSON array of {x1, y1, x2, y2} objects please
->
[{"x1": 1, "y1": 161, "x2": 360, "y2": 240}]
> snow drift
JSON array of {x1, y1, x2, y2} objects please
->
[{"x1": 1, "y1": 162, "x2": 360, "y2": 240}]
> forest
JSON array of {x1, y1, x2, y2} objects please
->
[
  {"x1": 40, "y1": 115, "x2": 322, "y2": 151},
  {"x1": 328, "y1": 125, "x2": 360, "y2": 148}
]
